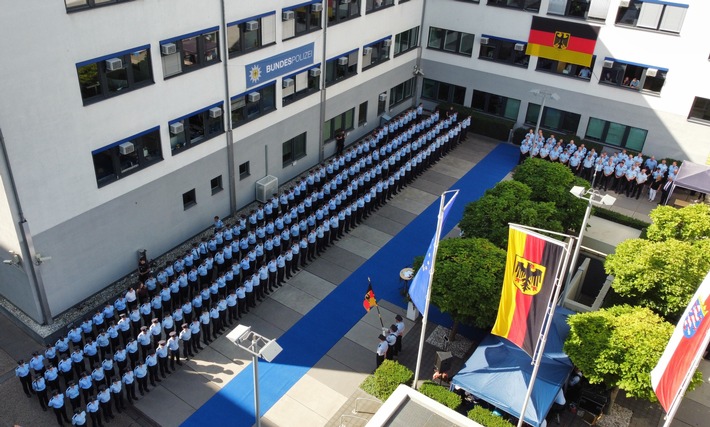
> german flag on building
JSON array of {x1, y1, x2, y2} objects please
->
[
  {"x1": 492, "y1": 225, "x2": 567, "y2": 358},
  {"x1": 526, "y1": 16, "x2": 599, "y2": 67}
]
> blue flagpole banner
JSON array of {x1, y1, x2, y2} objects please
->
[
  {"x1": 408, "y1": 191, "x2": 458, "y2": 313},
  {"x1": 245, "y1": 43, "x2": 315, "y2": 88}
]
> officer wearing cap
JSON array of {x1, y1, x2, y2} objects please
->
[
  {"x1": 15, "y1": 359, "x2": 33, "y2": 397},
  {"x1": 386, "y1": 325, "x2": 398, "y2": 360},
  {"x1": 179, "y1": 323, "x2": 194, "y2": 360},
  {"x1": 395, "y1": 315, "x2": 405, "y2": 356},
  {"x1": 156, "y1": 340, "x2": 170, "y2": 377},
  {"x1": 376, "y1": 335, "x2": 387, "y2": 369}
]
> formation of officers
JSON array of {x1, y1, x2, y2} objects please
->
[
  {"x1": 15, "y1": 105, "x2": 470, "y2": 426},
  {"x1": 376, "y1": 314, "x2": 406, "y2": 369},
  {"x1": 518, "y1": 129, "x2": 680, "y2": 203}
]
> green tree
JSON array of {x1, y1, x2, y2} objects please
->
[
  {"x1": 646, "y1": 204, "x2": 710, "y2": 242},
  {"x1": 564, "y1": 305, "x2": 701, "y2": 409},
  {"x1": 413, "y1": 238, "x2": 506, "y2": 339},
  {"x1": 512, "y1": 158, "x2": 589, "y2": 233},
  {"x1": 459, "y1": 180, "x2": 562, "y2": 248}
]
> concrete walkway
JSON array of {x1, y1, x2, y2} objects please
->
[{"x1": 1, "y1": 137, "x2": 708, "y2": 427}]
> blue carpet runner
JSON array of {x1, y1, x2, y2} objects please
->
[{"x1": 182, "y1": 142, "x2": 518, "y2": 426}]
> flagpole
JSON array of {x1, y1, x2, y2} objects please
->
[
  {"x1": 516, "y1": 241, "x2": 571, "y2": 427},
  {"x1": 367, "y1": 277, "x2": 385, "y2": 329},
  {"x1": 412, "y1": 190, "x2": 456, "y2": 390},
  {"x1": 662, "y1": 328, "x2": 710, "y2": 427}
]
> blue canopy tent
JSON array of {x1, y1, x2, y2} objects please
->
[{"x1": 451, "y1": 308, "x2": 574, "y2": 427}]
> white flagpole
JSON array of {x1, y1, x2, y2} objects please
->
[
  {"x1": 516, "y1": 240, "x2": 571, "y2": 427},
  {"x1": 412, "y1": 190, "x2": 457, "y2": 390},
  {"x1": 662, "y1": 327, "x2": 710, "y2": 427}
]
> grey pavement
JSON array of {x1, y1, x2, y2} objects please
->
[{"x1": 1, "y1": 136, "x2": 708, "y2": 427}]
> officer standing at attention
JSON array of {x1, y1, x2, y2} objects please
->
[
  {"x1": 16, "y1": 359, "x2": 33, "y2": 397},
  {"x1": 386, "y1": 325, "x2": 398, "y2": 360},
  {"x1": 376, "y1": 334, "x2": 388, "y2": 369},
  {"x1": 48, "y1": 389, "x2": 71, "y2": 426},
  {"x1": 394, "y1": 315, "x2": 405, "y2": 356}
]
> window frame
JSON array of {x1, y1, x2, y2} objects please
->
[
  {"x1": 584, "y1": 117, "x2": 648, "y2": 151},
  {"x1": 487, "y1": 0, "x2": 541, "y2": 13},
  {"x1": 427, "y1": 27, "x2": 475, "y2": 57},
  {"x1": 160, "y1": 28, "x2": 221, "y2": 79},
  {"x1": 598, "y1": 58, "x2": 667, "y2": 94},
  {"x1": 688, "y1": 97, "x2": 710, "y2": 125},
  {"x1": 169, "y1": 102, "x2": 225, "y2": 155},
  {"x1": 524, "y1": 103, "x2": 582, "y2": 134},
  {"x1": 536, "y1": 56, "x2": 596, "y2": 81},
  {"x1": 283, "y1": 132, "x2": 308, "y2": 166},
  {"x1": 421, "y1": 78, "x2": 467, "y2": 105},
  {"x1": 283, "y1": 2, "x2": 323, "y2": 40},
  {"x1": 239, "y1": 161, "x2": 251, "y2": 180},
  {"x1": 76, "y1": 45, "x2": 154, "y2": 106},
  {"x1": 615, "y1": 0, "x2": 688, "y2": 34},
  {"x1": 183, "y1": 189, "x2": 197, "y2": 210},
  {"x1": 470, "y1": 90, "x2": 521, "y2": 120},
  {"x1": 394, "y1": 26, "x2": 420, "y2": 57},
  {"x1": 358, "y1": 101, "x2": 368, "y2": 126},
  {"x1": 65, "y1": 0, "x2": 134, "y2": 13},
  {"x1": 325, "y1": 50, "x2": 359, "y2": 87},
  {"x1": 377, "y1": 93, "x2": 387, "y2": 116},
  {"x1": 389, "y1": 78, "x2": 416, "y2": 108},
  {"x1": 366, "y1": 0, "x2": 395, "y2": 14},
  {"x1": 323, "y1": 108, "x2": 355, "y2": 141},
  {"x1": 282, "y1": 65, "x2": 322, "y2": 106},
  {"x1": 362, "y1": 38, "x2": 392, "y2": 71},
  {"x1": 92, "y1": 127, "x2": 163, "y2": 188},
  {"x1": 327, "y1": 0, "x2": 362, "y2": 26},
  {"x1": 211, "y1": 176, "x2": 223, "y2": 195},
  {"x1": 478, "y1": 35, "x2": 530, "y2": 68},
  {"x1": 227, "y1": 13, "x2": 277, "y2": 58},
  {"x1": 231, "y1": 82, "x2": 277, "y2": 128}
]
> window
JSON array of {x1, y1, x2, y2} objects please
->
[
  {"x1": 325, "y1": 51, "x2": 358, "y2": 86},
  {"x1": 688, "y1": 97, "x2": 710, "y2": 124},
  {"x1": 547, "y1": 0, "x2": 611, "y2": 20},
  {"x1": 479, "y1": 36, "x2": 530, "y2": 67},
  {"x1": 65, "y1": 0, "x2": 134, "y2": 12},
  {"x1": 211, "y1": 176, "x2": 223, "y2": 195},
  {"x1": 536, "y1": 56, "x2": 596, "y2": 80},
  {"x1": 283, "y1": 2, "x2": 322, "y2": 39},
  {"x1": 283, "y1": 133, "x2": 307, "y2": 166},
  {"x1": 378, "y1": 93, "x2": 387, "y2": 115},
  {"x1": 183, "y1": 189, "x2": 197, "y2": 210},
  {"x1": 427, "y1": 27, "x2": 475, "y2": 56},
  {"x1": 359, "y1": 102, "x2": 368, "y2": 126},
  {"x1": 585, "y1": 117, "x2": 647, "y2": 151},
  {"x1": 616, "y1": 0, "x2": 687, "y2": 33},
  {"x1": 524, "y1": 104, "x2": 581, "y2": 134},
  {"x1": 366, "y1": 0, "x2": 394, "y2": 14},
  {"x1": 599, "y1": 58, "x2": 667, "y2": 94},
  {"x1": 92, "y1": 127, "x2": 162, "y2": 187},
  {"x1": 170, "y1": 103, "x2": 225, "y2": 155},
  {"x1": 363, "y1": 38, "x2": 391, "y2": 70},
  {"x1": 76, "y1": 46, "x2": 153, "y2": 105},
  {"x1": 394, "y1": 27, "x2": 420, "y2": 57},
  {"x1": 389, "y1": 78, "x2": 415, "y2": 108},
  {"x1": 328, "y1": 0, "x2": 361, "y2": 26},
  {"x1": 228, "y1": 13, "x2": 277, "y2": 57},
  {"x1": 487, "y1": 0, "x2": 540, "y2": 12},
  {"x1": 421, "y1": 79, "x2": 466, "y2": 105},
  {"x1": 239, "y1": 161, "x2": 251, "y2": 180},
  {"x1": 231, "y1": 83, "x2": 277, "y2": 128},
  {"x1": 283, "y1": 66, "x2": 321, "y2": 106},
  {"x1": 471, "y1": 90, "x2": 520, "y2": 120},
  {"x1": 454, "y1": 0, "x2": 480, "y2": 3},
  {"x1": 160, "y1": 29, "x2": 220, "y2": 78},
  {"x1": 323, "y1": 108, "x2": 355, "y2": 141}
]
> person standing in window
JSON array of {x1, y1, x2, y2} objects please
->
[{"x1": 336, "y1": 129, "x2": 346, "y2": 156}]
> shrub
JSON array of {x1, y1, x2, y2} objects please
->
[
  {"x1": 467, "y1": 406, "x2": 514, "y2": 427},
  {"x1": 359, "y1": 360, "x2": 414, "y2": 400},
  {"x1": 419, "y1": 381, "x2": 462, "y2": 410}
]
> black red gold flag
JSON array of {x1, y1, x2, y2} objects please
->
[
  {"x1": 363, "y1": 283, "x2": 377, "y2": 312},
  {"x1": 526, "y1": 16, "x2": 599, "y2": 67}
]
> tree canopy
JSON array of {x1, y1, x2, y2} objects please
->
[
  {"x1": 413, "y1": 237, "x2": 506, "y2": 330},
  {"x1": 564, "y1": 305, "x2": 701, "y2": 401},
  {"x1": 646, "y1": 204, "x2": 710, "y2": 242}
]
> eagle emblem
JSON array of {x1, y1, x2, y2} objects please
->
[
  {"x1": 513, "y1": 255, "x2": 546, "y2": 295},
  {"x1": 554, "y1": 32, "x2": 570, "y2": 50}
]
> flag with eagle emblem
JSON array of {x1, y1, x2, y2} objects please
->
[
  {"x1": 363, "y1": 283, "x2": 377, "y2": 312},
  {"x1": 492, "y1": 225, "x2": 566, "y2": 358},
  {"x1": 526, "y1": 16, "x2": 599, "y2": 67}
]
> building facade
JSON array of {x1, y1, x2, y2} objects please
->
[{"x1": 0, "y1": 0, "x2": 707, "y2": 324}]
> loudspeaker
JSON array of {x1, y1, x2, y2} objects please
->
[{"x1": 435, "y1": 351, "x2": 453, "y2": 373}]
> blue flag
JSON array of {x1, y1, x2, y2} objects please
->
[{"x1": 408, "y1": 191, "x2": 458, "y2": 313}]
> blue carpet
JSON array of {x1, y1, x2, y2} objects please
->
[{"x1": 181, "y1": 143, "x2": 518, "y2": 426}]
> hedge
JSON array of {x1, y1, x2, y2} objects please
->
[
  {"x1": 419, "y1": 381, "x2": 462, "y2": 410},
  {"x1": 467, "y1": 406, "x2": 514, "y2": 427},
  {"x1": 359, "y1": 360, "x2": 414, "y2": 401}
]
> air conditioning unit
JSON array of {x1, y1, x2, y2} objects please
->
[
  {"x1": 480, "y1": 37, "x2": 489, "y2": 45},
  {"x1": 645, "y1": 68, "x2": 658, "y2": 77},
  {"x1": 248, "y1": 92, "x2": 261, "y2": 103},
  {"x1": 105, "y1": 58, "x2": 123, "y2": 71},
  {"x1": 311, "y1": 3, "x2": 323, "y2": 12},
  {"x1": 283, "y1": 78, "x2": 295, "y2": 88},
  {"x1": 255, "y1": 175, "x2": 279, "y2": 203},
  {"x1": 309, "y1": 68, "x2": 321, "y2": 77},
  {"x1": 209, "y1": 107, "x2": 222, "y2": 118},
  {"x1": 514, "y1": 43, "x2": 525, "y2": 51},
  {"x1": 161, "y1": 43, "x2": 177, "y2": 55},
  {"x1": 282, "y1": 10, "x2": 295, "y2": 21},
  {"x1": 337, "y1": 56, "x2": 349, "y2": 65},
  {"x1": 378, "y1": 93, "x2": 387, "y2": 102},
  {"x1": 169, "y1": 122, "x2": 184, "y2": 135},
  {"x1": 118, "y1": 142, "x2": 135, "y2": 155},
  {"x1": 246, "y1": 21, "x2": 260, "y2": 31},
  {"x1": 383, "y1": 39, "x2": 392, "y2": 47},
  {"x1": 603, "y1": 59, "x2": 614, "y2": 68},
  {"x1": 363, "y1": 47, "x2": 373, "y2": 56}
]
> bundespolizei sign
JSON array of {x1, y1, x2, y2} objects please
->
[{"x1": 245, "y1": 43, "x2": 315, "y2": 88}]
